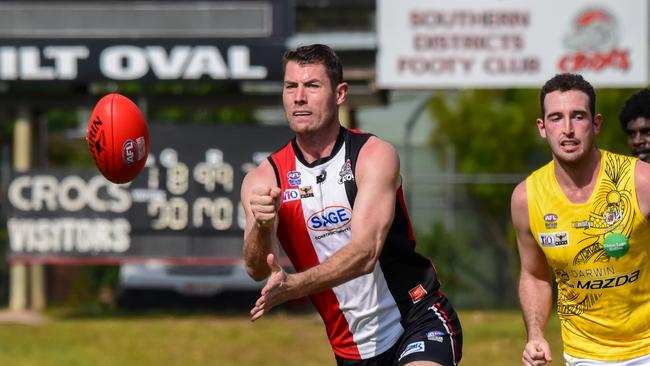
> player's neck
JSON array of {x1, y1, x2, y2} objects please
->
[
  {"x1": 295, "y1": 123, "x2": 341, "y2": 164},
  {"x1": 553, "y1": 148, "x2": 601, "y2": 204}
]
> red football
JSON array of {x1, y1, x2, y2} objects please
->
[{"x1": 86, "y1": 93, "x2": 150, "y2": 184}]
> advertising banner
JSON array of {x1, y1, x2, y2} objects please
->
[{"x1": 377, "y1": 0, "x2": 648, "y2": 88}]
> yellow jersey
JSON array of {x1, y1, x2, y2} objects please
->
[{"x1": 526, "y1": 150, "x2": 650, "y2": 361}]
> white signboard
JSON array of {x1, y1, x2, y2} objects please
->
[{"x1": 377, "y1": 0, "x2": 648, "y2": 88}]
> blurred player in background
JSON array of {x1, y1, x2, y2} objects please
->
[
  {"x1": 619, "y1": 88, "x2": 650, "y2": 163},
  {"x1": 511, "y1": 73, "x2": 650, "y2": 366},
  {"x1": 241, "y1": 44, "x2": 462, "y2": 366}
]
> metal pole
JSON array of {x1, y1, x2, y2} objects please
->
[
  {"x1": 403, "y1": 92, "x2": 433, "y2": 211},
  {"x1": 10, "y1": 107, "x2": 31, "y2": 311}
]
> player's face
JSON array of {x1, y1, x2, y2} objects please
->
[
  {"x1": 537, "y1": 90, "x2": 602, "y2": 164},
  {"x1": 282, "y1": 61, "x2": 347, "y2": 135},
  {"x1": 625, "y1": 117, "x2": 650, "y2": 163}
]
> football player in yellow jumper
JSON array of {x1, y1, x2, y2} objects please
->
[{"x1": 512, "y1": 73, "x2": 650, "y2": 366}]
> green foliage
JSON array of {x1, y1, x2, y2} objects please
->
[
  {"x1": 429, "y1": 89, "x2": 544, "y2": 219},
  {"x1": 430, "y1": 89, "x2": 544, "y2": 174},
  {"x1": 429, "y1": 87, "x2": 641, "y2": 217},
  {"x1": 416, "y1": 222, "x2": 469, "y2": 298}
]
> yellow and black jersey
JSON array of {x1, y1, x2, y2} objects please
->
[{"x1": 527, "y1": 150, "x2": 650, "y2": 361}]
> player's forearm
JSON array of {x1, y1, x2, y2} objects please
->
[
  {"x1": 288, "y1": 241, "x2": 378, "y2": 298},
  {"x1": 519, "y1": 273, "x2": 553, "y2": 340},
  {"x1": 243, "y1": 224, "x2": 275, "y2": 281}
]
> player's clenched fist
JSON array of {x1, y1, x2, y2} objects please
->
[{"x1": 250, "y1": 186, "x2": 281, "y2": 227}]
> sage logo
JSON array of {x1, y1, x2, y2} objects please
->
[{"x1": 307, "y1": 206, "x2": 351, "y2": 231}]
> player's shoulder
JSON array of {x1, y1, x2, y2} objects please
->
[
  {"x1": 511, "y1": 180, "x2": 528, "y2": 212},
  {"x1": 242, "y1": 159, "x2": 276, "y2": 189},
  {"x1": 359, "y1": 135, "x2": 398, "y2": 159}
]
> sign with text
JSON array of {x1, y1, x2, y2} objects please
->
[
  {"x1": 377, "y1": 0, "x2": 648, "y2": 88},
  {"x1": 6, "y1": 124, "x2": 293, "y2": 263},
  {"x1": 0, "y1": 42, "x2": 284, "y2": 82}
]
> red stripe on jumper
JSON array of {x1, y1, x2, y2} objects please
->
[{"x1": 273, "y1": 145, "x2": 360, "y2": 359}]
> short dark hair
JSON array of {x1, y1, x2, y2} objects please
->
[
  {"x1": 282, "y1": 44, "x2": 343, "y2": 88},
  {"x1": 540, "y1": 73, "x2": 596, "y2": 119},
  {"x1": 619, "y1": 89, "x2": 650, "y2": 130}
]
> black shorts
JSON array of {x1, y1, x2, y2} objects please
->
[{"x1": 335, "y1": 294, "x2": 462, "y2": 366}]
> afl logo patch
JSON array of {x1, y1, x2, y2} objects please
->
[
  {"x1": 544, "y1": 213, "x2": 558, "y2": 229},
  {"x1": 122, "y1": 139, "x2": 136, "y2": 165},
  {"x1": 287, "y1": 171, "x2": 301, "y2": 186}
]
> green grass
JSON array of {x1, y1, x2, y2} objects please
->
[{"x1": 0, "y1": 309, "x2": 563, "y2": 365}]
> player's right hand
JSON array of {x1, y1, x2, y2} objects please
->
[
  {"x1": 522, "y1": 339, "x2": 552, "y2": 366},
  {"x1": 250, "y1": 186, "x2": 281, "y2": 228}
]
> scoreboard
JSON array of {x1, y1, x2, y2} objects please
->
[{"x1": 6, "y1": 124, "x2": 292, "y2": 263}]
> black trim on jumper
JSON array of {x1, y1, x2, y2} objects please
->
[{"x1": 290, "y1": 125, "x2": 346, "y2": 168}]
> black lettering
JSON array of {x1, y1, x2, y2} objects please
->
[
  {"x1": 602, "y1": 277, "x2": 616, "y2": 289},
  {"x1": 629, "y1": 270, "x2": 640, "y2": 283},
  {"x1": 589, "y1": 279, "x2": 603, "y2": 290},
  {"x1": 615, "y1": 274, "x2": 629, "y2": 287}
]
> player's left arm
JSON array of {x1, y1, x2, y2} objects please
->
[
  {"x1": 250, "y1": 137, "x2": 400, "y2": 321},
  {"x1": 634, "y1": 160, "x2": 650, "y2": 219}
]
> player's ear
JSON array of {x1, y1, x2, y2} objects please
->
[
  {"x1": 335, "y1": 82, "x2": 348, "y2": 106},
  {"x1": 536, "y1": 117, "x2": 546, "y2": 138},
  {"x1": 593, "y1": 113, "x2": 603, "y2": 134}
]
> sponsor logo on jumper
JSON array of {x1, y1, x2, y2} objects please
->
[
  {"x1": 544, "y1": 213, "x2": 558, "y2": 229},
  {"x1": 539, "y1": 232, "x2": 569, "y2": 247},
  {"x1": 314, "y1": 226, "x2": 351, "y2": 240},
  {"x1": 572, "y1": 220, "x2": 591, "y2": 229},
  {"x1": 283, "y1": 188, "x2": 300, "y2": 203},
  {"x1": 338, "y1": 159, "x2": 354, "y2": 184},
  {"x1": 426, "y1": 330, "x2": 445, "y2": 343},
  {"x1": 559, "y1": 267, "x2": 640, "y2": 290},
  {"x1": 307, "y1": 206, "x2": 352, "y2": 232},
  {"x1": 408, "y1": 284, "x2": 427, "y2": 303},
  {"x1": 559, "y1": 8, "x2": 629, "y2": 73},
  {"x1": 399, "y1": 341, "x2": 425, "y2": 361},
  {"x1": 299, "y1": 186, "x2": 314, "y2": 198},
  {"x1": 287, "y1": 171, "x2": 301, "y2": 186}
]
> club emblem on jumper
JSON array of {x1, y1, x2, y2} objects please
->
[
  {"x1": 603, "y1": 191, "x2": 623, "y2": 226},
  {"x1": 338, "y1": 159, "x2": 354, "y2": 184}
]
